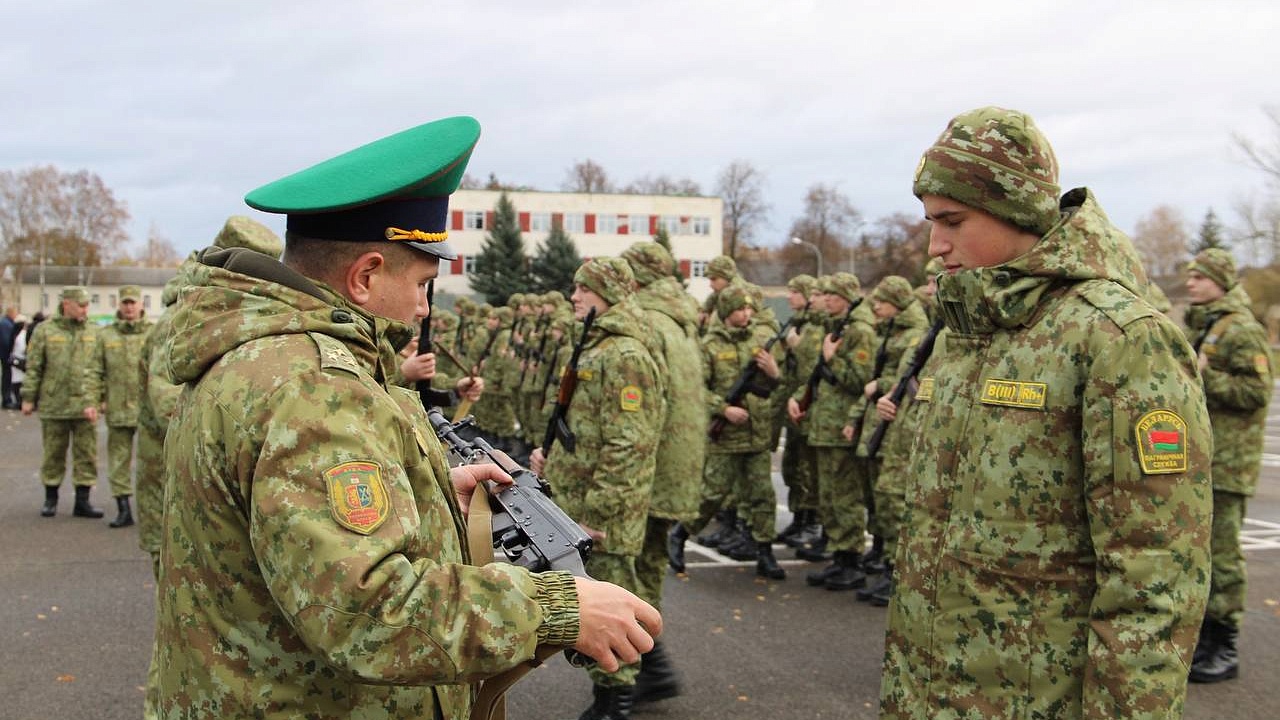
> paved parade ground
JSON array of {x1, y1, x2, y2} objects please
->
[{"x1": 2, "y1": 383, "x2": 1278, "y2": 720}]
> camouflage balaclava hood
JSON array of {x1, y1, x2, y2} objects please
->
[
  {"x1": 706, "y1": 255, "x2": 738, "y2": 281},
  {"x1": 1186, "y1": 247, "x2": 1237, "y2": 291},
  {"x1": 872, "y1": 275, "x2": 915, "y2": 310},
  {"x1": 913, "y1": 106, "x2": 1061, "y2": 236},
  {"x1": 621, "y1": 241, "x2": 675, "y2": 287},
  {"x1": 716, "y1": 284, "x2": 756, "y2": 320},
  {"x1": 574, "y1": 257, "x2": 635, "y2": 306}
]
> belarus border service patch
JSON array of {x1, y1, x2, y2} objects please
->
[
  {"x1": 324, "y1": 461, "x2": 390, "y2": 534},
  {"x1": 1134, "y1": 409, "x2": 1189, "y2": 475},
  {"x1": 620, "y1": 385, "x2": 643, "y2": 412}
]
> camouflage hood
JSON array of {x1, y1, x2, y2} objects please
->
[
  {"x1": 937, "y1": 187, "x2": 1150, "y2": 335},
  {"x1": 633, "y1": 275, "x2": 699, "y2": 336},
  {"x1": 161, "y1": 247, "x2": 414, "y2": 386},
  {"x1": 584, "y1": 295, "x2": 652, "y2": 348}
]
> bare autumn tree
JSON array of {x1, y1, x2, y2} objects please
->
[
  {"x1": 1130, "y1": 204, "x2": 1192, "y2": 280},
  {"x1": 561, "y1": 159, "x2": 614, "y2": 194},
  {"x1": 622, "y1": 174, "x2": 701, "y2": 196},
  {"x1": 716, "y1": 160, "x2": 770, "y2": 259},
  {"x1": 1233, "y1": 106, "x2": 1280, "y2": 265},
  {"x1": 785, "y1": 183, "x2": 861, "y2": 277},
  {"x1": 134, "y1": 223, "x2": 182, "y2": 267},
  {"x1": 858, "y1": 213, "x2": 931, "y2": 283},
  {"x1": 0, "y1": 165, "x2": 130, "y2": 273}
]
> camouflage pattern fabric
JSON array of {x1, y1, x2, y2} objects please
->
[
  {"x1": 88, "y1": 316, "x2": 153, "y2": 496},
  {"x1": 1207, "y1": 490, "x2": 1249, "y2": 627},
  {"x1": 881, "y1": 189, "x2": 1212, "y2": 720},
  {"x1": 779, "y1": 303, "x2": 826, "y2": 512},
  {"x1": 23, "y1": 313, "x2": 101, "y2": 487},
  {"x1": 792, "y1": 302, "x2": 876, "y2": 447},
  {"x1": 38, "y1": 419, "x2": 98, "y2": 487},
  {"x1": 154, "y1": 251, "x2": 581, "y2": 720}
]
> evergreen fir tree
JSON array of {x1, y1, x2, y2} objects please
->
[
  {"x1": 530, "y1": 223, "x2": 582, "y2": 295},
  {"x1": 1191, "y1": 208, "x2": 1228, "y2": 253},
  {"x1": 470, "y1": 192, "x2": 533, "y2": 305},
  {"x1": 652, "y1": 225, "x2": 685, "y2": 282}
]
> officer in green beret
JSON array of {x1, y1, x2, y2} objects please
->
[
  {"x1": 1183, "y1": 248, "x2": 1273, "y2": 683},
  {"x1": 881, "y1": 107, "x2": 1211, "y2": 720},
  {"x1": 152, "y1": 118, "x2": 661, "y2": 720},
  {"x1": 22, "y1": 286, "x2": 105, "y2": 518},
  {"x1": 86, "y1": 284, "x2": 154, "y2": 528}
]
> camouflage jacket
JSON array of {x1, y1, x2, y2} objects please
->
[
  {"x1": 1184, "y1": 285, "x2": 1273, "y2": 496},
  {"x1": 634, "y1": 276, "x2": 706, "y2": 521},
  {"x1": 154, "y1": 248, "x2": 579, "y2": 720},
  {"x1": 87, "y1": 316, "x2": 153, "y2": 426},
  {"x1": 21, "y1": 314, "x2": 99, "y2": 418},
  {"x1": 471, "y1": 327, "x2": 517, "y2": 435},
  {"x1": 854, "y1": 300, "x2": 929, "y2": 457},
  {"x1": 542, "y1": 298, "x2": 663, "y2": 557},
  {"x1": 875, "y1": 329, "x2": 949, "y2": 495},
  {"x1": 703, "y1": 319, "x2": 778, "y2": 454},
  {"x1": 791, "y1": 301, "x2": 876, "y2": 447},
  {"x1": 881, "y1": 189, "x2": 1212, "y2": 720}
]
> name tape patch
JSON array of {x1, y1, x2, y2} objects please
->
[{"x1": 980, "y1": 379, "x2": 1047, "y2": 410}]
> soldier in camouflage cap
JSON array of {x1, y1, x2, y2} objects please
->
[
  {"x1": 153, "y1": 118, "x2": 660, "y2": 720},
  {"x1": 698, "y1": 254, "x2": 741, "y2": 333},
  {"x1": 1183, "y1": 248, "x2": 1272, "y2": 683},
  {"x1": 531, "y1": 256, "x2": 663, "y2": 718},
  {"x1": 22, "y1": 285, "x2": 104, "y2": 518},
  {"x1": 881, "y1": 107, "x2": 1211, "y2": 719},
  {"x1": 773, "y1": 273, "x2": 824, "y2": 547}
]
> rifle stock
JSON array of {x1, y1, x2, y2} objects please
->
[
  {"x1": 864, "y1": 317, "x2": 945, "y2": 457},
  {"x1": 541, "y1": 306, "x2": 596, "y2": 458}
]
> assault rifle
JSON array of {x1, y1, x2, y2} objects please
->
[
  {"x1": 415, "y1": 280, "x2": 435, "y2": 408},
  {"x1": 846, "y1": 317, "x2": 897, "y2": 446},
  {"x1": 863, "y1": 317, "x2": 945, "y2": 457},
  {"x1": 707, "y1": 317, "x2": 793, "y2": 441},
  {"x1": 541, "y1": 307, "x2": 596, "y2": 457},
  {"x1": 518, "y1": 313, "x2": 551, "y2": 389},
  {"x1": 796, "y1": 298, "x2": 862, "y2": 414},
  {"x1": 427, "y1": 409, "x2": 593, "y2": 576}
]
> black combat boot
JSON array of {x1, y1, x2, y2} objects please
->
[
  {"x1": 794, "y1": 529, "x2": 830, "y2": 562},
  {"x1": 1189, "y1": 618, "x2": 1239, "y2": 683},
  {"x1": 72, "y1": 486, "x2": 104, "y2": 518},
  {"x1": 109, "y1": 495, "x2": 134, "y2": 528},
  {"x1": 578, "y1": 683, "x2": 636, "y2": 720},
  {"x1": 775, "y1": 509, "x2": 806, "y2": 544},
  {"x1": 860, "y1": 534, "x2": 886, "y2": 575},
  {"x1": 721, "y1": 523, "x2": 758, "y2": 561},
  {"x1": 824, "y1": 551, "x2": 867, "y2": 591},
  {"x1": 667, "y1": 522, "x2": 689, "y2": 573},
  {"x1": 867, "y1": 564, "x2": 894, "y2": 606},
  {"x1": 1191, "y1": 618, "x2": 1213, "y2": 666},
  {"x1": 41, "y1": 486, "x2": 58, "y2": 517},
  {"x1": 633, "y1": 640, "x2": 681, "y2": 705},
  {"x1": 695, "y1": 509, "x2": 735, "y2": 549},
  {"x1": 785, "y1": 511, "x2": 823, "y2": 549},
  {"x1": 806, "y1": 551, "x2": 846, "y2": 587},
  {"x1": 756, "y1": 542, "x2": 786, "y2": 580}
]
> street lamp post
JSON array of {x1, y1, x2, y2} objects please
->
[{"x1": 790, "y1": 236, "x2": 823, "y2": 277}]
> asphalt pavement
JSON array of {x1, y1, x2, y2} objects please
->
[{"x1": 2, "y1": 383, "x2": 1278, "y2": 720}]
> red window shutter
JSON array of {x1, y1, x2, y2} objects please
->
[
  {"x1": 451, "y1": 256, "x2": 464, "y2": 274},
  {"x1": 485, "y1": 211, "x2": 494, "y2": 229},
  {"x1": 519, "y1": 212, "x2": 530, "y2": 232},
  {"x1": 451, "y1": 210, "x2": 463, "y2": 231},
  {"x1": 552, "y1": 212, "x2": 563, "y2": 229},
  {"x1": 649, "y1": 216, "x2": 658, "y2": 235},
  {"x1": 585, "y1": 214, "x2": 596, "y2": 233},
  {"x1": 618, "y1": 219, "x2": 629, "y2": 236},
  {"x1": 679, "y1": 259, "x2": 691, "y2": 277}
]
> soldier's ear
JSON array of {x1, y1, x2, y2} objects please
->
[{"x1": 344, "y1": 251, "x2": 388, "y2": 307}]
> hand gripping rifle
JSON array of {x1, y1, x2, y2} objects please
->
[
  {"x1": 846, "y1": 317, "x2": 896, "y2": 447},
  {"x1": 707, "y1": 317, "x2": 793, "y2": 441},
  {"x1": 796, "y1": 299, "x2": 861, "y2": 414},
  {"x1": 541, "y1": 307, "x2": 596, "y2": 458},
  {"x1": 863, "y1": 317, "x2": 944, "y2": 457}
]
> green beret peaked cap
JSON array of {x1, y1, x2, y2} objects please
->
[{"x1": 244, "y1": 116, "x2": 480, "y2": 261}]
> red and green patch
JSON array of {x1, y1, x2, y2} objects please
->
[{"x1": 1134, "y1": 410, "x2": 1188, "y2": 475}]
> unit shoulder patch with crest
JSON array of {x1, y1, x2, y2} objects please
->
[
  {"x1": 1134, "y1": 409, "x2": 1188, "y2": 475},
  {"x1": 324, "y1": 460, "x2": 390, "y2": 534}
]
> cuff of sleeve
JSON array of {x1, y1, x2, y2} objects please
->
[{"x1": 531, "y1": 571, "x2": 580, "y2": 646}]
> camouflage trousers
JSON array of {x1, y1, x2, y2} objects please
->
[
  {"x1": 585, "y1": 551, "x2": 642, "y2": 686},
  {"x1": 40, "y1": 418, "x2": 98, "y2": 487},
  {"x1": 636, "y1": 516, "x2": 675, "y2": 612},
  {"x1": 1207, "y1": 490, "x2": 1249, "y2": 627},
  {"x1": 134, "y1": 420, "x2": 166, "y2": 554},
  {"x1": 698, "y1": 452, "x2": 776, "y2": 542},
  {"x1": 815, "y1": 447, "x2": 868, "y2": 554},
  {"x1": 781, "y1": 427, "x2": 819, "y2": 512},
  {"x1": 106, "y1": 424, "x2": 139, "y2": 497}
]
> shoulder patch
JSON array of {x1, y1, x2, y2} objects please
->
[
  {"x1": 1134, "y1": 409, "x2": 1188, "y2": 475},
  {"x1": 620, "y1": 384, "x2": 643, "y2": 411},
  {"x1": 854, "y1": 349, "x2": 871, "y2": 364},
  {"x1": 325, "y1": 461, "x2": 390, "y2": 534},
  {"x1": 309, "y1": 332, "x2": 361, "y2": 376},
  {"x1": 1073, "y1": 279, "x2": 1153, "y2": 329}
]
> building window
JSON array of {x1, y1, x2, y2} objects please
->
[
  {"x1": 690, "y1": 260, "x2": 708, "y2": 278},
  {"x1": 563, "y1": 213, "x2": 585, "y2": 233},
  {"x1": 660, "y1": 215, "x2": 680, "y2": 234},
  {"x1": 629, "y1": 215, "x2": 648, "y2": 235},
  {"x1": 692, "y1": 217, "x2": 711, "y2": 235},
  {"x1": 109, "y1": 294, "x2": 117, "y2": 308},
  {"x1": 143, "y1": 295, "x2": 152, "y2": 309},
  {"x1": 530, "y1": 212, "x2": 551, "y2": 232},
  {"x1": 463, "y1": 256, "x2": 477, "y2": 274},
  {"x1": 91, "y1": 294, "x2": 100, "y2": 305},
  {"x1": 598, "y1": 214, "x2": 618, "y2": 234},
  {"x1": 464, "y1": 211, "x2": 485, "y2": 230}
]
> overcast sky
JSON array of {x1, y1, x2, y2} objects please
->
[{"x1": 3, "y1": 1, "x2": 1277, "y2": 259}]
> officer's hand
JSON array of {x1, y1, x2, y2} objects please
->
[
  {"x1": 83, "y1": 406, "x2": 98, "y2": 423},
  {"x1": 786, "y1": 397, "x2": 803, "y2": 423},
  {"x1": 400, "y1": 353, "x2": 437, "y2": 382},
  {"x1": 785, "y1": 326, "x2": 801, "y2": 349},
  {"x1": 449, "y1": 463, "x2": 512, "y2": 517},
  {"x1": 1197, "y1": 351, "x2": 1209, "y2": 372},
  {"x1": 529, "y1": 448, "x2": 546, "y2": 474},
  {"x1": 842, "y1": 424, "x2": 855, "y2": 442},
  {"x1": 864, "y1": 380, "x2": 879, "y2": 399},
  {"x1": 723, "y1": 405, "x2": 749, "y2": 425},
  {"x1": 21, "y1": 400, "x2": 34, "y2": 416},
  {"x1": 821, "y1": 333, "x2": 841, "y2": 361},
  {"x1": 876, "y1": 394, "x2": 898, "y2": 421},
  {"x1": 455, "y1": 376, "x2": 484, "y2": 401},
  {"x1": 572, "y1": 577, "x2": 661, "y2": 673},
  {"x1": 754, "y1": 349, "x2": 780, "y2": 379}
]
